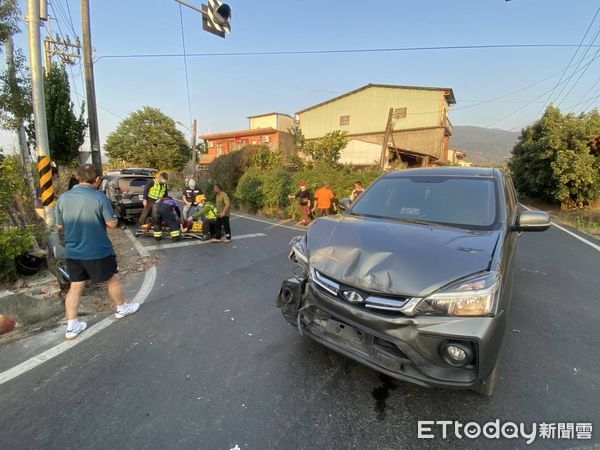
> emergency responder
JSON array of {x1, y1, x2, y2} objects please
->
[
  {"x1": 191, "y1": 195, "x2": 218, "y2": 239},
  {"x1": 152, "y1": 196, "x2": 182, "y2": 241},
  {"x1": 138, "y1": 172, "x2": 169, "y2": 228},
  {"x1": 182, "y1": 178, "x2": 203, "y2": 220}
]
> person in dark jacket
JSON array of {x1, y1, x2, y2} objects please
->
[{"x1": 152, "y1": 196, "x2": 181, "y2": 241}]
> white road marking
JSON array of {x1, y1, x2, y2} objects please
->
[
  {"x1": 231, "y1": 213, "x2": 306, "y2": 231},
  {"x1": 0, "y1": 265, "x2": 156, "y2": 386},
  {"x1": 124, "y1": 227, "x2": 150, "y2": 257},
  {"x1": 143, "y1": 233, "x2": 267, "y2": 251},
  {"x1": 521, "y1": 204, "x2": 600, "y2": 253}
]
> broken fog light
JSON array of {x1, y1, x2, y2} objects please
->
[{"x1": 413, "y1": 272, "x2": 501, "y2": 317}]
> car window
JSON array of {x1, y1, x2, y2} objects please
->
[
  {"x1": 350, "y1": 176, "x2": 498, "y2": 229},
  {"x1": 119, "y1": 177, "x2": 150, "y2": 190}
]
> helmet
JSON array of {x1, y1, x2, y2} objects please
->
[{"x1": 195, "y1": 194, "x2": 206, "y2": 203}]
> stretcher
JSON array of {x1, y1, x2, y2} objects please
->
[{"x1": 134, "y1": 218, "x2": 209, "y2": 240}]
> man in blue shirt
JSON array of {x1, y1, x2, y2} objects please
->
[{"x1": 56, "y1": 164, "x2": 140, "y2": 339}]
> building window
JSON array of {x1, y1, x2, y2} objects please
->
[
  {"x1": 339, "y1": 115, "x2": 350, "y2": 126},
  {"x1": 393, "y1": 107, "x2": 407, "y2": 119}
]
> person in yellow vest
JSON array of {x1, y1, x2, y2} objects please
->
[
  {"x1": 138, "y1": 172, "x2": 168, "y2": 228},
  {"x1": 191, "y1": 195, "x2": 218, "y2": 239}
]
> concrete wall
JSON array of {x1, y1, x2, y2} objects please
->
[
  {"x1": 298, "y1": 86, "x2": 448, "y2": 140},
  {"x1": 343, "y1": 128, "x2": 445, "y2": 160},
  {"x1": 339, "y1": 139, "x2": 382, "y2": 165},
  {"x1": 250, "y1": 114, "x2": 294, "y2": 132}
]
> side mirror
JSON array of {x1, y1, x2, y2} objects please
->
[
  {"x1": 339, "y1": 198, "x2": 352, "y2": 211},
  {"x1": 513, "y1": 211, "x2": 551, "y2": 232}
]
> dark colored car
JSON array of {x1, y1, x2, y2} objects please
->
[
  {"x1": 277, "y1": 167, "x2": 550, "y2": 395},
  {"x1": 100, "y1": 168, "x2": 157, "y2": 221}
]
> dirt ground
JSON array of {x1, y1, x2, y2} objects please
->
[
  {"x1": 0, "y1": 228, "x2": 160, "y2": 344},
  {"x1": 524, "y1": 199, "x2": 600, "y2": 238}
]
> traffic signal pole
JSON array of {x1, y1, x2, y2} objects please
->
[{"x1": 26, "y1": 0, "x2": 55, "y2": 228}]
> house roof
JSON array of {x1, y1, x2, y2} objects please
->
[
  {"x1": 296, "y1": 83, "x2": 456, "y2": 114},
  {"x1": 200, "y1": 127, "x2": 279, "y2": 140},
  {"x1": 247, "y1": 112, "x2": 294, "y2": 119}
]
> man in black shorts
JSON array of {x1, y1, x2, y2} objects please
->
[{"x1": 56, "y1": 164, "x2": 140, "y2": 340}]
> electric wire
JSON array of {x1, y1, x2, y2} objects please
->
[{"x1": 536, "y1": 5, "x2": 600, "y2": 116}]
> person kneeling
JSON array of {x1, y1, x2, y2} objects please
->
[
  {"x1": 152, "y1": 196, "x2": 182, "y2": 241},
  {"x1": 191, "y1": 195, "x2": 218, "y2": 240}
]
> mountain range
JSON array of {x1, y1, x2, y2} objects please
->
[{"x1": 451, "y1": 126, "x2": 521, "y2": 166}]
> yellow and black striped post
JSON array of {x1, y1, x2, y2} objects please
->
[{"x1": 37, "y1": 155, "x2": 55, "y2": 207}]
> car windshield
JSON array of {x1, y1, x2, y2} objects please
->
[{"x1": 350, "y1": 176, "x2": 498, "y2": 229}]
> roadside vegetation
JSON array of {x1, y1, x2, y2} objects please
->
[{"x1": 509, "y1": 106, "x2": 600, "y2": 236}]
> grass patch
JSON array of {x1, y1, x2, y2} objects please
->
[{"x1": 522, "y1": 199, "x2": 600, "y2": 238}]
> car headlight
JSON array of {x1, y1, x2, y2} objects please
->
[{"x1": 413, "y1": 272, "x2": 501, "y2": 317}]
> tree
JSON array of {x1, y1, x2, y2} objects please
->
[
  {"x1": 509, "y1": 106, "x2": 600, "y2": 208},
  {"x1": 0, "y1": 0, "x2": 19, "y2": 46},
  {"x1": 302, "y1": 130, "x2": 348, "y2": 165},
  {"x1": 0, "y1": 45, "x2": 32, "y2": 132},
  {"x1": 38, "y1": 63, "x2": 87, "y2": 166},
  {"x1": 105, "y1": 106, "x2": 190, "y2": 170}
]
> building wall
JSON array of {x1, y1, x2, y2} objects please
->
[
  {"x1": 348, "y1": 128, "x2": 445, "y2": 160},
  {"x1": 201, "y1": 130, "x2": 295, "y2": 165},
  {"x1": 298, "y1": 87, "x2": 448, "y2": 140},
  {"x1": 339, "y1": 140, "x2": 382, "y2": 166},
  {"x1": 250, "y1": 114, "x2": 294, "y2": 132},
  {"x1": 250, "y1": 115, "x2": 277, "y2": 130}
]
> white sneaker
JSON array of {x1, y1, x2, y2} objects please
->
[
  {"x1": 65, "y1": 321, "x2": 87, "y2": 340},
  {"x1": 115, "y1": 302, "x2": 140, "y2": 319}
]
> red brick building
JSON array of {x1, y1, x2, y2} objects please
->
[{"x1": 199, "y1": 113, "x2": 295, "y2": 165}]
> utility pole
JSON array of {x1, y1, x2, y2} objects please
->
[
  {"x1": 44, "y1": 34, "x2": 81, "y2": 72},
  {"x1": 81, "y1": 0, "x2": 102, "y2": 174},
  {"x1": 26, "y1": 0, "x2": 55, "y2": 227},
  {"x1": 190, "y1": 119, "x2": 197, "y2": 179},
  {"x1": 379, "y1": 108, "x2": 394, "y2": 171},
  {"x1": 5, "y1": 36, "x2": 37, "y2": 201}
]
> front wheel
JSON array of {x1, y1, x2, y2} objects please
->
[{"x1": 472, "y1": 361, "x2": 500, "y2": 396}]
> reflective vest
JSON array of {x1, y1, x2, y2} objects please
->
[
  {"x1": 204, "y1": 203, "x2": 217, "y2": 220},
  {"x1": 148, "y1": 180, "x2": 167, "y2": 200}
]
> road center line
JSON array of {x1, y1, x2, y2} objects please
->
[
  {"x1": 521, "y1": 204, "x2": 600, "y2": 253},
  {"x1": 143, "y1": 232, "x2": 267, "y2": 251}
]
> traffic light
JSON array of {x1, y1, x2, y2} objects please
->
[{"x1": 202, "y1": 0, "x2": 231, "y2": 38}]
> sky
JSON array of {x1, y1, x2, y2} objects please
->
[{"x1": 1, "y1": 0, "x2": 600, "y2": 152}]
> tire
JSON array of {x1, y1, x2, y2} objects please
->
[{"x1": 472, "y1": 361, "x2": 500, "y2": 396}]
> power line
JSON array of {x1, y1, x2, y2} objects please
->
[
  {"x1": 556, "y1": 25, "x2": 600, "y2": 106},
  {"x1": 93, "y1": 43, "x2": 600, "y2": 63},
  {"x1": 178, "y1": 4, "x2": 193, "y2": 125},
  {"x1": 537, "y1": 5, "x2": 600, "y2": 116},
  {"x1": 486, "y1": 49, "x2": 600, "y2": 127}
]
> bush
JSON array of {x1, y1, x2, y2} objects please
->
[
  {"x1": 208, "y1": 145, "x2": 266, "y2": 195},
  {"x1": 235, "y1": 168, "x2": 264, "y2": 211},
  {"x1": 0, "y1": 226, "x2": 36, "y2": 281},
  {"x1": 260, "y1": 168, "x2": 292, "y2": 213}
]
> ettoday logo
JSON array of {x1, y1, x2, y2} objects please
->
[{"x1": 417, "y1": 420, "x2": 593, "y2": 445}]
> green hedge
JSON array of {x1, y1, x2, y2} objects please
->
[{"x1": 235, "y1": 162, "x2": 381, "y2": 219}]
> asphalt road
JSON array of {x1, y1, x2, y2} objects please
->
[{"x1": 0, "y1": 213, "x2": 598, "y2": 449}]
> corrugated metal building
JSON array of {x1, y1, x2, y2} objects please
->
[{"x1": 296, "y1": 84, "x2": 456, "y2": 167}]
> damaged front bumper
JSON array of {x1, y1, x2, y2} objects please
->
[{"x1": 276, "y1": 277, "x2": 505, "y2": 390}]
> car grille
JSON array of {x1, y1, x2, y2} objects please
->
[{"x1": 311, "y1": 268, "x2": 410, "y2": 313}]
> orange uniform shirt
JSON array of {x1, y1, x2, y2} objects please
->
[{"x1": 315, "y1": 187, "x2": 335, "y2": 209}]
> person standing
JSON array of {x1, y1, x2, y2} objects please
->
[
  {"x1": 350, "y1": 181, "x2": 365, "y2": 202},
  {"x1": 138, "y1": 172, "x2": 168, "y2": 228},
  {"x1": 182, "y1": 178, "x2": 202, "y2": 220},
  {"x1": 56, "y1": 164, "x2": 139, "y2": 340},
  {"x1": 213, "y1": 184, "x2": 232, "y2": 243},
  {"x1": 288, "y1": 181, "x2": 312, "y2": 226},
  {"x1": 313, "y1": 182, "x2": 337, "y2": 217}
]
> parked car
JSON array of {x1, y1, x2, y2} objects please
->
[
  {"x1": 277, "y1": 167, "x2": 550, "y2": 396},
  {"x1": 100, "y1": 168, "x2": 157, "y2": 221}
]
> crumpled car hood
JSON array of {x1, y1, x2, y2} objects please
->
[{"x1": 306, "y1": 216, "x2": 500, "y2": 298}]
